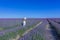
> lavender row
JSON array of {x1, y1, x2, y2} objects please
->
[
  {"x1": 47, "y1": 19, "x2": 60, "y2": 40},
  {"x1": 48, "y1": 18, "x2": 60, "y2": 24},
  {"x1": 47, "y1": 19, "x2": 60, "y2": 33}
]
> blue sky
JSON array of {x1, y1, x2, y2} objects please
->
[{"x1": 0, "y1": 0, "x2": 60, "y2": 18}]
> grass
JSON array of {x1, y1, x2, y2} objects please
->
[
  {"x1": 32, "y1": 33, "x2": 44, "y2": 40},
  {"x1": 0, "y1": 32, "x2": 17, "y2": 40},
  {"x1": 0, "y1": 27, "x2": 4, "y2": 31},
  {"x1": 0, "y1": 25, "x2": 35, "y2": 40},
  {"x1": 0, "y1": 24, "x2": 35, "y2": 40},
  {"x1": 17, "y1": 28, "x2": 26, "y2": 37}
]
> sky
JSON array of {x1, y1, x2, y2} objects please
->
[{"x1": 0, "y1": 0, "x2": 60, "y2": 18}]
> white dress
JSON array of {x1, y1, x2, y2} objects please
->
[{"x1": 23, "y1": 20, "x2": 26, "y2": 27}]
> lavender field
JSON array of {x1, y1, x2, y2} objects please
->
[{"x1": 0, "y1": 18, "x2": 60, "y2": 40}]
